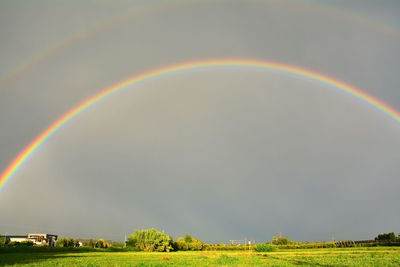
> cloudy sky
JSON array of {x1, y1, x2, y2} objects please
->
[{"x1": 0, "y1": 0, "x2": 399, "y2": 243}]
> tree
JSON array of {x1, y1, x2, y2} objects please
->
[
  {"x1": 272, "y1": 233, "x2": 291, "y2": 245},
  {"x1": 96, "y1": 238, "x2": 106, "y2": 248},
  {"x1": 174, "y1": 234, "x2": 203, "y2": 251},
  {"x1": 175, "y1": 237, "x2": 188, "y2": 251},
  {"x1": 56, "y1": 238, "x2": 64, "y2": 247},
  {"x1": 184, "y1": 234, "x2": 192, "y2": 243},
  {"x1": 126, "y1": 228, "x2": 172, "y2": 252},
  {"x1": 375, "y1": 232, "x2": 396, "y2": 242},
  {"x1": 88, "y1": 239, "x2": 95, "y2": 248},
  {"x1": 189, "y1": 237, "x2": 203, "y2": 250},
  {"x1": 59, "y1": 237, "x2": 76, "y2": 247},
  {"x1": 277, "y1": 235, "x2": 291, "y2": 245}
]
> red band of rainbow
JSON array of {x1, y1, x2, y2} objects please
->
[{"x1": 1, "y1": 59, "x2": 399, "y2": 192}]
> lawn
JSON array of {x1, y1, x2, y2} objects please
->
[{"x1": 1, "y1": 247, "x2": 400, "y2": 266}]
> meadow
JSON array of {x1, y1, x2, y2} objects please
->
[{"x1": 1, "y1": 247, "x2": 400, "y2": 266}]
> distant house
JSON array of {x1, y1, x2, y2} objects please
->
[{"x1": 6, "y1": 233, "x2": 58, "y2": 247}]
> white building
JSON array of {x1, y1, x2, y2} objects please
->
[{"x1": 6, "y1": 233, "x2": 58, "y2": 247}]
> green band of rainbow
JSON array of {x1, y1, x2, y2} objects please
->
[{"x1": 1, "y1": 58, "x2": 399, "y2": 192}]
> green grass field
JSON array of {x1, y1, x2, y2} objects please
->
[{"x1": 1, "y1": 247, "x2": 400, "y2": 266}]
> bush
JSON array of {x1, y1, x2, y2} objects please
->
[
  {"x1": 254, "y1": 243, "x2": 276, "y2": 252},
  {"x1": 8, "y1": 241, "x2": 34, "y2": 247},
  {"x1": 173, "y1": 235, "x2": 203, "y2": 251},
  {"x1": 278, "y1": 242, "x2": 337, "y2": 249},
  {"x1": 202, "y1": 244, "x2": 253, "y2": 251},
  {"x1": 126, "y1": 228, "x2": 172, "y2": 252}
]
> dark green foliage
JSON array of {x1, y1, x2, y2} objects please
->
[
  {"x1": 254, "y1": 243, "x2": 276, "y2": 252},
  {"x1": 126, "y1": 228, "x2": 172, "y2": 252},
  {"x1": 375, "y1": 232, "x2": 396, "y2": 242},
  {"x1": 56, "y1": 237, "x2": 86, "y2": 248},
  {"x1": 7, "y1": 241, "x2": 34, "y2": 247},
  {"x1": 56, "y1": 238, "x2": 78, "y2": 247}
]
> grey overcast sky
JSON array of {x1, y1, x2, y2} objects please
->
[{"x1": 0, "y1": 0, "x2": 399, "y2": 243}]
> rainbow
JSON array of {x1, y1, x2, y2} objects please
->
[
  {"x1": 1, "y1": 58, "x2": 400, "y2": 192},
  {"x1": 0, "y1": 0, "x2": 185, "y2": 91},
  {"x1": 1, "y1": 1, "x2": 399, "y2": 93}
]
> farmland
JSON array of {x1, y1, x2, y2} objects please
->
[{"x1": 1, "y1": 247, "x2": 400, "y2": 266}]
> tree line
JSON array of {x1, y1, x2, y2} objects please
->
[
  {"x1": 1, "y1": 230, "x2": 399, "y2": 251},
  {"x1": 55, "y1": 237, "x2": 112, "y2": 248}
]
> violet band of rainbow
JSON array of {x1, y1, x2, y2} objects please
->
[{"x1": 1, "y1": 59, "x2": 399, "y2": 191}]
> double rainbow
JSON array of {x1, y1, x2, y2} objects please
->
[{"x1": 1, "y1": 59, "x2": 399, "y2": 192}]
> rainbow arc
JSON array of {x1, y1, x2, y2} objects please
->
[{"x1": 1, "y1": 59, "x2": 399, "y2": 192}]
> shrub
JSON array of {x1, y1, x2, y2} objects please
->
[
  {"x1": 126, "y1": 228, "x2": 172, "y2": 252},
  {"x1": 254, "y1": 243, "x2": 276, "y2": 252},
  {"x1": 173, "y1": 234, "x2": 203, "y2": 251},
  {"x1": 277, "y1": 241, "x2": 337, "y2": 249},
  {"x1": 8, "y1": 241, "x2": 34, "y2": 247},
  {"x1": 202, "y1": 243, "x2": 253, "y2": 251}
]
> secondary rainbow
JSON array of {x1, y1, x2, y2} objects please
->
[
  {"x1": 1, "y1": 58, "x2": 400, "y2": 192},
  {"x1": 1, "y1": 1, "x2": 399, "y2": 93}
]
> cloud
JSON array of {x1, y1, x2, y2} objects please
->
[{"x1": 0, "y1": 0, "x2": 399, "y2": 242}]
